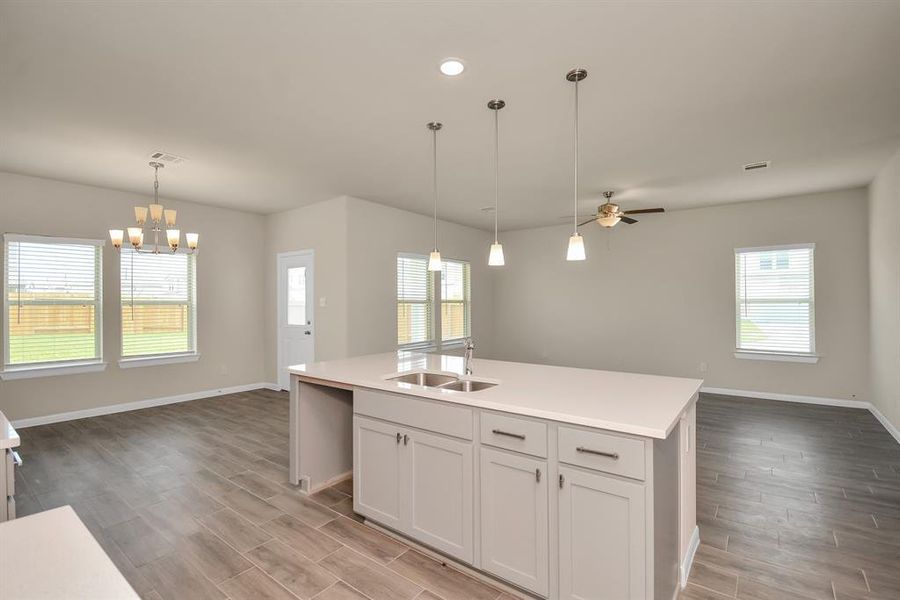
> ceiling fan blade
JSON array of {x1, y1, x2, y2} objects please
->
[
  {"x1": 623, "y1": 208, "x2": 665, "y2": 215},
  {"x1": 619, "y1": 216, "x2": 638, "y2": 224},
  {"x1": 578, "y1": 217, "x2": 598, "y2": 227}
]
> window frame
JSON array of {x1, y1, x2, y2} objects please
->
[
  {"x1": 734, "y1": 243, "x2": 818, "y2": 363},
  {"x1": 396, "y1": 252, "x2": 472, "y2": 352},
  {"x1": 439, "y1": 257, "x2": 472, "y2": 345},
  {"x1": 118, "y1": 246, "x2": 198, "y2": 367},
  {"x1": 1, "y1": 233, "x2": 106, "y2": 380}
]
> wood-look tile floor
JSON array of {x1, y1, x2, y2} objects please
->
[
  {"x1": 12, "y1": 390, "x2": 900, "y2": 600},
  {"x1": 680, "y1": 394, "x2": 900, "y2": 600},
  {"x1": 13, "y1": 389, "x2": 514, "y2": 600}
]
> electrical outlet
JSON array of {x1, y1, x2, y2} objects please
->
[{"x1": 699, "y1": 361, "x2": 708, "y2": 373}]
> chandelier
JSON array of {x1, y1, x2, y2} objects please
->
[{"x1": 109, "y1": 162, "x2": 198, "y2": 254}]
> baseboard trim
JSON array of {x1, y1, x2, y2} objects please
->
[
  {"x1": 700, "y1": 386, "x2": 900, "y2": 446},
  {"x1": 869, "y1": 403, "x2": 900, "y2": 445},
  {"x1": 680, "y1": 525, "x2": 700, "y2": 588},
  {"x1": 11, "y1": 382, "x2": 277, "y2": 428},
  {"x1": 700, "y1": 386, "x2": 867, "y2": 409}
]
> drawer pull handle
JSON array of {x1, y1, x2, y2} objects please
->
[
  {"x1": 396, "y1": 433, "x2": 402, "y2": 445},
  {"x1": 492, "y1": 429, "x2": 525, "y2": 440},
  {"x1": 535, "y1": 468, "x2": 541, "y2": 483},
  {"x1": 403, "y1": 434, "x2": 409, "y2": 446},
  {"x1": 576, "y1": 446, "x2": 619, "y2": 460},
  {"x1": 11, "y1": 451, "x2": 22, "y2": 467},
  {"x1": 559, "y1": 474, "x2": 565, "y2": 489}
]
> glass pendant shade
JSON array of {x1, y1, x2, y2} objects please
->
[
  {"x1": 186, "y1": 232, "x2": 199, "y2": 251},
  {"x1": 134, "y1": 206, "x2": 148, "y2": 225},
  {"x1": 127, "y1": 227, "x2": 143, "y2": 247},
  {"x1": 149, "y1": 203, "x2": 164, "y2": 223},
  {"x1": 166, "y1": 229, "x2": 180, "y2": 250},
  {"x1": 109, "y1": 229, "x2": 124, "y2": 249},
  {"x1": 566, "y1": 233, "x2": 586, "y2": 261},
  {"x1": 164, "y1": 209, "x2": 177, "y2": 227},
  {"x1": 428, "y1": 250, "x2": 443, "y2": 271},
  {"x1": 488, "y1": 243, "x2": 505, "y2": 266}
]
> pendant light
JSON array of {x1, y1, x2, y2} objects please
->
[
  {"x1": 110, "y1": 162, "x2": 199, "y2": 254},
  {"x1": 487, "y1": 99, "x2": 506, "y2": 266},
  {"x1": 566, "y1": 68, "x2": 587, "y2": 261},
  {"x1": 427, "y1": 122, "x2": 443, "y2": 271}
]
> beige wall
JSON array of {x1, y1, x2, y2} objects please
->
[
  {"x1": 869, "y1": 150, "x2": 900, "y2": 430},
  {"x1": 0, "y1": 171, "x2": 267, "y2": 422},
  {"x1": 490, "y1": 188, "x2": 871, "y2": 402},
  {"x1": 263, "y1": 196, "x2": 494, "y2": 382}
]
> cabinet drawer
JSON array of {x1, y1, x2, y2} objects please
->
[
  {"x1": 558, "y1": 426, "x2": 646, "y2": 481},
  {"x1": 354, "y1": 388, "x2": 473, "y2": 440},
  {"x1": 480, "y1": 412, "x2": 547, "y2": 458}
]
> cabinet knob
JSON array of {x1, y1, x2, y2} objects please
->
[
  {"x1": 559, "y1": 474, "x2": 565, "y2": 489},
  {"x1": 535, "y1": 468, "x2": 541, "y2": 483},
  {"x1": 396, "y1": 433, "x2": 402, "y2": 444},
  {"x1": 403, "y1": 434, "x2": 409, "y2": 446}
]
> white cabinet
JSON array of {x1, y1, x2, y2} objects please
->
[
  {"x1": 558, "y1": 466, "x2": 646, "y2": 600},
  {"x1": 354, "y1": 416, "x2": 403, "y2": 530},
  {"x1": 480, "y1": 447, "x2": 549, "y2": 596},
  {"x1": 353, "y1": 415, "x2": 474, "y2": 563},
  {"x1": 406, "y1": 429, "x2": 473, "y2": 562}
]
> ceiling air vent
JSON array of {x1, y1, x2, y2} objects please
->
[
  {"x1": 743, "y1": 160, "x2": 771, "y2": 172},
  {"x1": 149, "y1": 151, "x2": 187, "y2": 165}
]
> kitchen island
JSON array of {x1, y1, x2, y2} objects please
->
[{"x1": 289, "y1": 351, "x2": 702, "y2": 600}]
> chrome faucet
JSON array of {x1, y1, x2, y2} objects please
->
[{"x1": 464, "y1": 338, "x2": 475, "y2": 375}]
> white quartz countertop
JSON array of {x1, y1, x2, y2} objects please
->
[
  {"x1": 0, "y1": 410, "x2": 20, "y2": 450},
  {"x1": 0, "y1": 506, "x2": 140, "y2": 599},
  {"x1": 290, "y1": 352, "x2": 703, "y2": 439}
]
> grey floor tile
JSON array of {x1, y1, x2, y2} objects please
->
[
  {"x1": 319, "y1": 546, "x2": 421, "y2": 600},
  {"x1": 198, "y1": 508, "x2": 272, "y2": 552},
  {"x1": 219, "y1": 567, "x2": 298, "y2": 600},
  {"x1": 246, "y1": 540, "x2": 337, "y2": 599},
  {"x1": 320, "y1": 516, "x2": 408, "y2": 565},
  {"x1": 388, "y1": 550, "x2": 501, "y2": 600}
]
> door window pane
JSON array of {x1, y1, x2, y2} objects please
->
[{"x1": 287, "y1": 266, "x2": 307, "y2": 326}]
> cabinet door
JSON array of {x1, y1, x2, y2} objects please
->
[
  {"x1": 480, "y1": 447, "x2": 549, "y2": 596},
  {"x1": 353, "y1": 416, "x2": 403, "y2": 529},
  {"x1": 405, "y1": 428, "x2": 474, "y2": 563},
  {"x1": 558, "y1": 466, "x2": 646, "y2": 600}
]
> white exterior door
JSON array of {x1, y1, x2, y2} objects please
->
[
  {"x1": 277, "y1": 250, "x2": 314, "y2": 390},
  {"x1": 405, "y1": 429, "x2": 474, "y2": 563},
  {"x1": 558, "y1": 466, "x2": 646, "y2": 600},
  {"x1": 480, "y1": 447, "x2": 549, "y2": 596},
  {"x1": 353, "y1": 416, "x2": 403, "y2": 530}
]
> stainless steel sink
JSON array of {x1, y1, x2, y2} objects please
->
[
  {"x1": 388, "y1": 372, "x2": 458, "y2": 387},
  {"x1": 439, "y1": 380, "x2": 497, "y2": 392}
]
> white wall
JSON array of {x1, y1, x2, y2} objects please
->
[
  {"x1": 0, "y1": 171, "x2": 267, "y2": 422},
  {"x1": 490, "y1": 188, "x2": 871, "y2": 403},
  {"x1": 869, "y1": 149, "x2": 900, "y2": 430},
  {"x1": 263, "y1": 196, "x2": 494, "y2": 382}
]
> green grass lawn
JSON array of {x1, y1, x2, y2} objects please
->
[{"x1": 9, "y1": 331, "x2": 189, "y2": 364}]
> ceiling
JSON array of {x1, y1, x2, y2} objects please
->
[{"x1": 2, "y1": 1, "x2": 899, "y2": 231}]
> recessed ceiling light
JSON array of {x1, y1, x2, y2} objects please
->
[{"x1": 439, "y1": 58, "x2": 465, "y2": 76}]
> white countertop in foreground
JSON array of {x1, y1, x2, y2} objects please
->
[
  {"x1": 0, "y1": 506, "x2": 139, "y2": 600},
  {"x1": 290, "y1": 352, "x2": 703, "y2": 439}
]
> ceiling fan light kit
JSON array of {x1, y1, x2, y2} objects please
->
[{"x1": 110, "y1": 161, "x2": 199, "y2": 255}]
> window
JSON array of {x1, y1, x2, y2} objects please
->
[
  {"x1": 3, "y1": 234, "x2": 103, "y2": 375},
  {"x1": 287, "y1": 266, "x2": 308, "y2": 326},
  {"x1": 121, "y1": 248, "x2": 197, "y2": 360},
  {"x1": 441, "y1": 259, "x2": 471, "y2": 342},
  {"x1": 396, "y1": 254, "x2": 471, "y2": 349},
  {"x1": 735, "y1": 244, "x2": 815, "y2": 360},
  {"x1": 397, "y1": 254, "x2": 433, "y2": 347}
]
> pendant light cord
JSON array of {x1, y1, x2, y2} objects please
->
[
  {"x1": 573, "y1": 75, "x2": 580, "y2": 235},
  {"x1": 432, "y1": 127, "x2": 438, "y2": 251},
  {"x1": 494, "y1": 107, "x2": 500, "y2": 244}
]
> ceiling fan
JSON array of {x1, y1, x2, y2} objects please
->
[{"x1": 579, "y1": 191, "x2": 665, "y2": 228}]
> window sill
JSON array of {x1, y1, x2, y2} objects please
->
[
  {"x1": 734, "y1": 351, "x2": 819, "y2": 364},
  {"x1": 0, "y1": 361, "x2": 107, "y2": 380},
  {"x1": 119, "y1": 353, "x2": 200, "y2": 369}
]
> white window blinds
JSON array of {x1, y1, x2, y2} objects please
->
[
  {"x1": 441, "y1": 258, "x2": 471, "y2": 342},
  {"x1": 397, "y1": 254, "x2": 433, "y2": 347},
  {"x1": 735, "y1": 244, "x2": 815, "y2": 355},
  {"x1": 3, "y1": 234, "x2": 103, "y2": 368},
  {"x1": 121, "y1": 249, "x2": 197, "y2": 358}
]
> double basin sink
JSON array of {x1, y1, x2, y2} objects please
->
[{"x1": 386, "y1": 371, "x2": 497, "y2": 393}]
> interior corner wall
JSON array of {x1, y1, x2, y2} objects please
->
[
  {"x1": 0, "y1": 171, "x2": 267, "y2": 422},
  {"x1": 489, "y1": 188, "x2": 871, "y2": 403},
  {"x1": 344, "y1": 196, "x2": 495, "y2": 358},
  {"x1": 869, "y1": 149, "x2": 900, "y2": 430}
]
